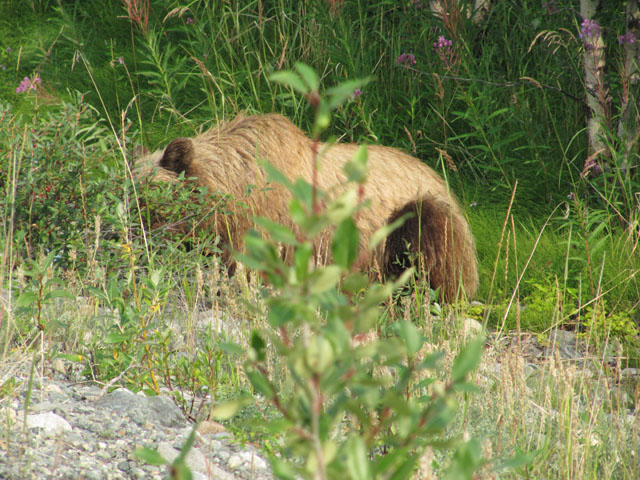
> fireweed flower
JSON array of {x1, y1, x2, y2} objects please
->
[
  {"x1": 579, "y1": 18, "x2": 602, "y2": 51},
  {"x1": 618, "y1": 31, "x2": 636, "y2": 45},
  {"x1": 433, "y1": 35, "x2": 453, "y2": 50},
  {"x1": 396, "y1": 52, "x2": 417, "y2": 66},
  {"x1": 16, "y1": 75, "x2": 41, "y2": 94},
  {"x1": 433, "y1": 35, "x2": 457, "y2": 69},
  {"x1": 579, "y1": 18, "x2": 601, "y2": 40},
  {"x1": 352, "y1": 88, "x2": 362, "y2": 99}
]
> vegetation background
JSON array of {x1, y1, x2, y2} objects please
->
[{"x1": 1, "y1": 0, "x2": 639, "y2": 478}]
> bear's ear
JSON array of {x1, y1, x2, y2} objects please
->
[{"x1": 160, "y1": 138, "x2": 194, "y2": 176}]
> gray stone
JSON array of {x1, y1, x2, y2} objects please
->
[
  {"x1": 157, "y1": 441, "x2": 237, "y2": 480},
  {"x1": 148, "y1": 395, "x2": 186, "y2": 427},
  {"x1": 97, "y1": 388, "x2": 186, "y2": 428},
  {"x1": 462, "y1": 318, "x2": 484, "y2": 338},
  {"x1": 26, "y1": 412, "x2": 72, "y2": 435},
  {"x1": 621, "y1": 368, "x2": 640, "y2": 378}
]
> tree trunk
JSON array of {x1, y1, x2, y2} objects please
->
[
  {"x1": 580, "y1": 0, "x2": 610, "y2": 176},
  {"x1": 617, "y1": 0, "x2": 640, "y2": 173},
  {"x1": 429, "y1": 0, "x2": 492, "y2": 25}
]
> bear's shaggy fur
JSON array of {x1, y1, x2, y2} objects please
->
[{"x1": 134, "y1": 114, "x2": 478, "y2": 301}]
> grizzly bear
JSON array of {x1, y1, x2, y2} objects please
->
[{"x1": 134, "y1": 114, "x2": 478, "y2": 301}]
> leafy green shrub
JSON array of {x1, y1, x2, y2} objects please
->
[
  {"x1": 0, "y1": 96, "x2": 120, "y2": 266},
  {"x1": 208, "y1": 64, "x2": 488, "y2": 480}
]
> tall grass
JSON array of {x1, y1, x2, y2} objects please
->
[{"x1": 0, "y1": 1, "x2": 639, "y2": 478}]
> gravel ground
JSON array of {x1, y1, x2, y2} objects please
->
[{"x1": 0, "y1": 366, "x2": 273, "y2": 480}]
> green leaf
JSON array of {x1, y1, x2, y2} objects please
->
[
  {"x1": 40, "y1": 250, "x2": 58, "y2": 271},
  {"x1": 387, "y1": 453, "x2": 420, "y2": 480},
  {"x1": 56, "y1": 354, "x2": 84, "y2": 363},
  {"x1": 346, "y1": 436, "x2": 372, "y2": 480},
  {"x1": 331, "y1": 218, "x2": 360, "y2": 270},
  {"x1": 268, "y1": 300, "x2": 298, "y2": 328},
  {"x1": 451, "y1": 382, "x2": 482, "y2": 393},
  {"x1": 246, "y1": 369, "x2": 274, "y2": 398},
  {"x1": 250, "y1": 331, "x2": 267, "y2": 361},
  {"x1": 373, "y1": 446, "x2": 414, "y2": 476},
  {"x1": 149, "y1": 269, "x2": 162, "y2": 289},
  {"x1": 210, "y1": 397, "x2": 252, "y2": 420},
  {"x1": 269, "y1": 455, "x2": 297, "y2": 480},
  {"x1": 171, "y1": 463, "x2": 193, "y2": 480},
  {"x1": 369, "y1": 212, "x2": 412, "y2": 250},
  {"x1": 341, "y1": 272, "x2": 369, "y2": 294},
  {"x1": 419, "y1": 351, "x2": 444, "y2": 370},
  {"x1": 259, "y1": 160, "x2": 294, "y2": 190},
  {"x1": 327, "y1": 188, "x2": 358, "y2": 225},
  {"x1": 492, "y1": 448, "x2": 539, "y2": 472},
  {"x1": 295, "y1": 62, "x2": 320, "y2": 92},
  {"x1": 451, "y1": 338, "x2": 484, "y2": 383},
  {"x1": 289, "y1": 199, "x2": 309, "y2": 226},
  {"x1": 133, "y1": 446, "x2": 168, "y2": 466},
  {"x1": 86, "y1": 286, "x2": 108, "y2": 302},
  {"x1": 309, "y1": 265, "x2": 342, "y2": 294},
  {"x1": 443, "y1": 438, "x2": 483, "y2": 480},
  {"x1": 344, "y1": 146, "x2": 368, "y2": 184},
  {"x1": 244, "y1": 230, "x2": 278, "y2": 263},
  {"x1": 289, "y1": 178, "x2": 315, "y2": 210},
  {"x1": 15, "y1": 292, "x2": 37, "y2": 308},
  {"x1": 395, "y1": 321, "x2": 424, "y2": 356},
  {"x1": 313, "y1": 102, "x2": 331, "y2": 137},
  {"x1": 252, "y1": 216, "x2": 298, "y2": 244},
  {"x1": 294, "y1": 243, "x2": 313, "y2": 281},
  {"x1": 326, "y1": 77, "x2": 372, "y2": 110},
  {"x1": 269, "y1": 70, "x2": 308, "y2": 95},
  {"x1": 43, "y1": 289, "x2": 74, "y2": 302},
  {"x1": 233, "y1": 252, "x2": 268, "y2": 272},
  {"x1": 104, "y1": 333, "x2": 127, "y2": 344},
  {"x1": 217, "y1": 342, "x2": 243, "y2": 355}
]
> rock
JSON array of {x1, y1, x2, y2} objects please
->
[
  {"x1": 198, "y1": 419, "x2": 227, "y2": 435},
  {"x1": 97, "y1": 388, "x2": 186, "y2": 428},
  {"x1": 462, "y1": 318, "x2": 484, "y2": 338},
  {"x1": 157, "y1": 441, "x2": 236, "y2": 480},
  {"x1": 148, "y1": 395, "x2": 187, "y2": 428},
  {"x1": 621, "y1": 368, "x2": 640, "y2": 378},
  {"x1": 0, "y1": 371, "x2": 272, "y2": 480},
  {"x1": 26, "y1": 412, "x2": 72, "y2": 435}
]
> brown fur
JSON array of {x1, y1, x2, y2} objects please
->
[{"x1": 134, "y1": 114, "x2": 478, "y2": 301}]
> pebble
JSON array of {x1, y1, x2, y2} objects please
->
[{"x1": 0, "y1": 372, "x2": 273, "y2": 480}]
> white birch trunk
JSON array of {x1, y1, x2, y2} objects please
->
[
  {"x1": 580, "y1": 0, "x2": 610, "y2": 174},
  {"x1": 429, "y1": 0, "x2": 491, "y2": 24},
  {"x1": 617, "y1": 0, "x2": 640, "y2": 172}
]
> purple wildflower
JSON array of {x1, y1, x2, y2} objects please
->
[
  {"x1": 618, "y1": 31, "x2": 636, "y2": 45},
  {"x1": 433, "y1": 35, "x2": 453, "y2": 50},
  {"x1": 433, "y1": 35, "x2": 457, "y2": 69},
  {"x1": 352, "y1": 88, "x2": 362, "y2": 99},
  {"x1": 579, "y1": 19, "x2": 601, "y2": 40},
  {"x1": 396, "y1": 52, "x2": 417, "y2": 66},
  {"x1": 6, "y1": 47, "x2": 12, "y2": 53},
  {"x1": 186, "y1": 17, "x2": 194, "y2": 24},
  {"x1": 16, "y1": 75, "x2": 41, "y2": 94}
]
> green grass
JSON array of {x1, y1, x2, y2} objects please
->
[{"x1": 1, "y1": 1, "x2": 639, "y2": 478}]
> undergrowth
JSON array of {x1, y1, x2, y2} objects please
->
[{"x1": 1, "y1": 1, "x2": 639, "y2": 479}]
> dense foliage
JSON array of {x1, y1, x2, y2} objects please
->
[{"x1": 1, "y1": 1, "x2": 639, "y2": 478}]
